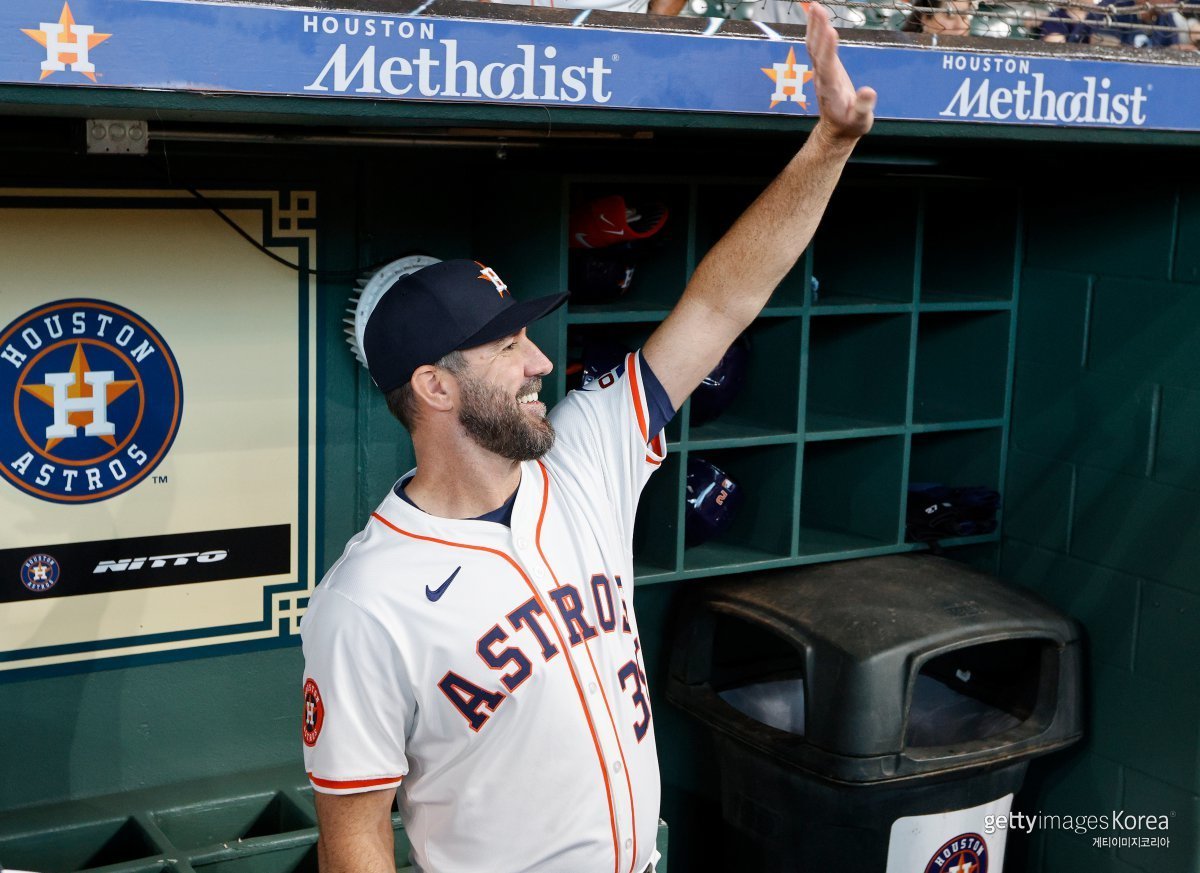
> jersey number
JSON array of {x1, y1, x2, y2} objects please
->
[{"x1": 618, "y1": 658, "x2": 651, "y2": 742}]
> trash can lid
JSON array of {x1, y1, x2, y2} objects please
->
[
  {"x1": 667, "y1": 554, "x2": 1084, "y2": 783},
  {"x1": 696, "y1": 554, "x2": 1077, "y2": 659}
]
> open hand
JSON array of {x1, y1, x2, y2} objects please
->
[{"x1": 805, "y1": 3, "x2": 876, "y2": 141}]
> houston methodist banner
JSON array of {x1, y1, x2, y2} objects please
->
[
  {"x1": 0, "y1": 0, "x2": 1197, "y2": 131},
  {"x1": 0, "y1": 189, "x2": 318, "y2": 675}
]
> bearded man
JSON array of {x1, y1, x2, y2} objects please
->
[{"x1": 299, "y1": 7, "x2": 875, "y2": 872}]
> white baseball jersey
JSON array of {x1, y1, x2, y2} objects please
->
[{"x1": 301, "y1": 350, "x2": 667, "y2": 873}]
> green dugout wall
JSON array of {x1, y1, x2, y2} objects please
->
[{"x1": 2, "y1": 15, "x2": 1200, "y2": 873}]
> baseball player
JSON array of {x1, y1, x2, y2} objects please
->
[{"x1": 301, "y1": 7, "x2": 875, "y2": 872}]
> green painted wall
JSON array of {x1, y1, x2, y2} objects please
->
[
  {"x1": 1002, "y1": 185, "x2": 1200, "y2": 872},
  {"x1": 0, "y1": 647, "x2": 305, "y2": 810}
]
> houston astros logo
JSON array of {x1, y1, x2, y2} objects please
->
[
  {"x1": 1, "y1": 299, "x2": 183, "y2": 504},
  {"x1": 20, "y1": 553, "x2": 60, "y2": 593},
  {"x1": 761, "y1": 46, "x2": 814, "y2": 110},
  {"x1": 925, "y1": 832, "x2": 989, "y2": 873},
  {"x1": 21, "y1": 2, "x2": 111, "y2": 82},
  {"x1": 302, "y1": 678, "x2": 325, "y2": 746},
  {"x1": 475, "y1": 263, "x2": 509, "y2": 297}
]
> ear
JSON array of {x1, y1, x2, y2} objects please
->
[{"x1": 410, "y1": 364, "x2": 457, "y2": 416}]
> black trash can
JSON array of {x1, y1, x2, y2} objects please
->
[{"x1": 667, "y1": 554, "x2": 1083, "y2": 873}]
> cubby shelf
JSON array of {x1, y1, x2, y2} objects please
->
[
  {"x1": 567, "y1": 305, "x2": 673, "y2": 323},
  {"x1": 810, "y1": 302, "x2": 913, "y2": 316},
  {"x1": 918, "y1": 297, "x2": 1013, "y2": 312},
  {"x1": 914, "y1": 311, "x2": 1011, "y2": 425},
  {"x1": 551, "y1": 175, "x2": 1018, "y2": 586},
  {"x1": 0, "y1": 765, "x2": 671, "y2": 873},
  {"x1": 909, "y1": 418, "x2": 1006, "y2": 434},
  {"x1": 686, "y1": 430, "x2": 799, "y2": 449},
  {"x1": 805, "y1": 425, "x2": 907, "y2": 442}
]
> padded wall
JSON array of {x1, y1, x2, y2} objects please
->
[{"x1": 1003, "y1": 184, "x2": 1200, "y2": 873}]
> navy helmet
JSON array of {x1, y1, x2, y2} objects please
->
[
  {"x1": 686, "y1": 457, "x2": 743, "y2": 547},
  {"x1": 691, "y1": 336, "x2": 750, "y2": 427}
]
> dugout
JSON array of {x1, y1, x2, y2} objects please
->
[{"x1": 0, "y1": 1, "x2": 1198, "y2": 871}]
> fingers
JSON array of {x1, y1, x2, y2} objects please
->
[
  {"x1": 856, "y1": 86, "x2": 878, "y2": 115},
  {"x1": 807, "y1": 1, "x2": 830, "y2": 29},
  {"x1": 805, "y1": 4, "x2": 833, "y2": 63},
  {"x1": 806, "y1": 2, "x2": 875, "y2": 138}
]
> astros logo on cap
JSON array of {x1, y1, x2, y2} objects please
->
[
  {"x1": 475, "y1": 262, "x2": 509, "y2": 297},
  {"x1": 0, "y1": 299, "x2": 183, "y2": 504}
]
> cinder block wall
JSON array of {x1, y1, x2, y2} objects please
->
[{"x1": 1002, "y1": 185, "x2": 1200, "y2": 873}]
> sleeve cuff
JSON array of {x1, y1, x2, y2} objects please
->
[{"x1": 307, "y1": 772, "x2": 404, "y2": 794}]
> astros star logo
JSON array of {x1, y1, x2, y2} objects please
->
[
  {"x1": 21, "y1": 342, "x2": 137, "y2": 452},
  {"x1": 475, "y1": 263, "x2": 509, "y2": 297},
  {"x1": 21, "y1": 2, "x2": 111, "y2": 82},
  {"x1": 924, "y1": 833, "x2": 988, "y2": 873},
  {"x1": 2, "y1": 299, "x2": 182, "y2": 504},
  {"x1": 20, "y1": 553, "x2": 61, "y2": 592},
  {"x1": 761, "y1": 46, "x2": 815, "y2": 109}
]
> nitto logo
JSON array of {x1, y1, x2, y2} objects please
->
[
  {"x1": 1, "y1": 300, "x2": 183, "y2": 504},
  {"x1": 305, "y1": 41, "x2": 614, "y2": 104},
  {"x1": 21, "y1": 2, "x2": 111, "y2": 82},
  {"x1": 94, "y1": 551, "x2": 228, "y2": 573}
]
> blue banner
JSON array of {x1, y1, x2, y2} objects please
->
[{"x1": 0, "y1": 0, "x2": 1193, "y2": 131}]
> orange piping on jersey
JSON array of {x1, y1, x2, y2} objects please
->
[
  {"x1": 369, "y1": 510, "x2": 620, "y2": 873},
  {"x1": 307, "y1": 772, "x2": 402, "y2": 790},
  {"x1": 626, "y1": 353, "x2": 650, "y2": 445},
  {"x1": 646, "y1": 431, "x2": 665, "y2": 467},
  {"x1": 628, "y1": 353, "x2": 664, "y2": 466},
  {"x1": 536, "y1": 461, "x2": 639, "y2": 873}
]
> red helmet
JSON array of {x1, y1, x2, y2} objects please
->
[{"x1": 569, "y1": 195, "x2": 669, "y2": 250}]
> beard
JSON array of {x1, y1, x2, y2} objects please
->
[{"x1": 456, "y1": 372, "x2": 555, "y2": 462}]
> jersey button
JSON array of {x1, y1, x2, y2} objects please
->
[
  {"x1": 625, "y1": 838, "x2": 633, "y2": 851},
  {"x1": 613, "y1": 761, "x2": 622, "y2": 774},
  {"x1": 516, "y1": 537, "x2": 531, "y2": 549},
  {"x1": 588, "y1": 682, "x2": 598, "y2": 694}
]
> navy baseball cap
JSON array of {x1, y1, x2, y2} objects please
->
[{"x1": 363, "y1": 259, "x2": 568, "y2": 393}]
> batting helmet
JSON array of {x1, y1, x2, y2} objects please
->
[
  {"x1": 568, "y1": 195, "x2": 669, "y2": 305},
  {"x1": 566, "y1": 339, "x2": 631, "y2": 392},
  {"x1": 569, "y1": 195, "x2": 669, "y2": 251},
  {"x1": 690, "y1": 336, "x2": 750, "y2": 427},
  {"x1": 685, "y1": 457, "x2": 743, "y2": 547},
  {"x1": 568, "y1": 247, "x2": 640, "y2": 305}
]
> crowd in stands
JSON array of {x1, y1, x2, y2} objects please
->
[
  {"x1": 897, "y1": 0, "x2": 1200, "y2": 47},
  {"x1": 485, "y1": 0, "x2": 1200, "y2": 51},
  {"x1": 757, "y1": 0, "x2": 1200, "y2": 47}
]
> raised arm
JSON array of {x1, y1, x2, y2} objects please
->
[{"x1": 641, "y1": 3, "x2": 876, "y2": 410}]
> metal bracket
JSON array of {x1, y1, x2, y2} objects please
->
[{"x1": 86, "y1": 119, "x2": 149, "y2": 155}]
